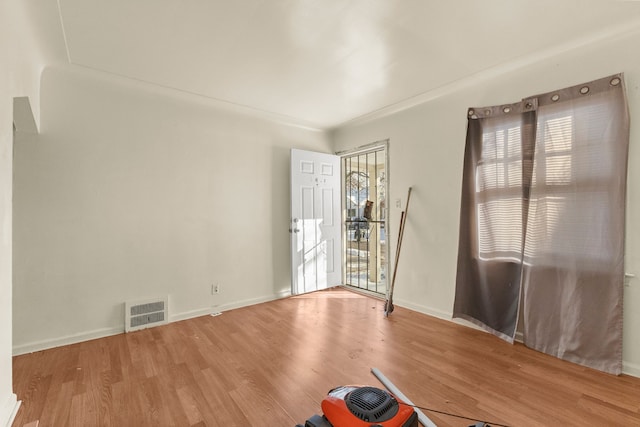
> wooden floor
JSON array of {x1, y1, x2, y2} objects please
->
[{"x1": 12, "y1": 288, "x2": 640, "y2": 426}]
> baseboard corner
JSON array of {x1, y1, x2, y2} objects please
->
[
  {"x1": 623, "y1": 360, "x2": 640, "y2": 378},
  {"x1": 1, "y1": 393, "x2": 20, "y2": 427}
]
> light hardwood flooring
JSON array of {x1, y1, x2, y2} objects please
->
[{"x1": 12, "y1": 288, "x2": 640, "y2": 426}]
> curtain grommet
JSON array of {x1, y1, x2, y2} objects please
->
[
  {"x1": 551, "y1": 94, "x2": 560, "y2": 102},
  {"x1": 503, "y1": 106, "x2": 511, "y2": 113},
  {"x1": 611, "y1": 77, "x2": 621, "y2": 86},
  {"x1": 580, "y1": 86, "x2": 590, "y2": 94}
]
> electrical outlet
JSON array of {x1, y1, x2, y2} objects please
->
[{"x1": 214, "y1": 284, "x2": 220, "y2": 294}]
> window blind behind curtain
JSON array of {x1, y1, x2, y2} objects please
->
[
  {"x1": 453, "y1": 74, "x2": 629, "y2": 374},
  {"x1": 454, "y1": 100, "x2": 537, "y2": 342}
]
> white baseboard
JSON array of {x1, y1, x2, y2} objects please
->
[
  {"x1": 392, "y1": 297, "x2": 453, "y2": 321},
  {"x1": 13, "y1": 290, "x2": 292, "y2": 356},
  {"x1": 12, "y1": 326, "x2": 124, "y2": 356},
  {"x1": 1, "y1": 393, "x2": 20, "y2": 427},
  {"x1": 170, "y1": 290, "x2": 292, "y2": 322},
  {"x1": 215, "y1": 289, "x2": 292, "y2": 313},
  {"x1": 623, "y1": 360, "x2": 640, "y2": 377},
  {"x1": 169, "y1": 307, "x2": 218, "y2": 323},
  {"x1": 514, "y1": 331, "x2": 524, "y2": 343},
  {"x1": 393, "y1": 298, "x2": 495, "y2": 336}
]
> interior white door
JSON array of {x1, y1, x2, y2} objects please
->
[{"x1": 290, "y1": 148, "x2": 341, "y2": 295}]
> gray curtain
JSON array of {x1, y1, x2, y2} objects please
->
[
  {"x1": 454, "y1": 100, "x2": 537, "y2": 342},
  {"x1": 454, "y1": 74, "x2": 629, "y2": 374}
]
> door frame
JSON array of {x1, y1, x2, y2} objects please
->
[{"x1": 337, "y1": 139, "x2": 390, "y2": 296}]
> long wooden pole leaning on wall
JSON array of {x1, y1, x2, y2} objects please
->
[{"x1": 385, "y1": 186, "x2": 412, "y2": 317}]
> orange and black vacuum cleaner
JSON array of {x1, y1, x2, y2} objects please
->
[{"x1": 296, "y1": 385, "x2": 418, "y2": 427}]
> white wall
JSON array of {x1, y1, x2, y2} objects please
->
[
  {"x1": 0, "y1": 67, "x2": 17, "y2": 427},
  {"x1": 12, "y1": 64, "x2": 332, "y2": 353},
  {"x1": 0, "y1": 111, "x2": 16, "y2": 425},
  {"x1": 332, "y1": 28, "x2": 640, "y2": 376},
  {"x1": 1, "y1": 0, "x2": 60, "y2": 423}
]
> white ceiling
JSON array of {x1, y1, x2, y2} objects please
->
[{"x1": 54, "y1": 0, "x2": 640, "y2": 129}]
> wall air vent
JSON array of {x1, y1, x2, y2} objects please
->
[{"x1": 125, "y1": 296, "x2": 169, "y2": 332}]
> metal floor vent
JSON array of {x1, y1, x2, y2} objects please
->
[{"x1": 125, "y1": 297, "x2": 168, "y2": 332}]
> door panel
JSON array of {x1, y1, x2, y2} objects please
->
[{"x1": 291, "y1": 149, "x2": 341, "y2": 295}]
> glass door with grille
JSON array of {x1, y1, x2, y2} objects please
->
[{"x1": 343, "y1": 144, "x2": 387, "y2": 294}]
